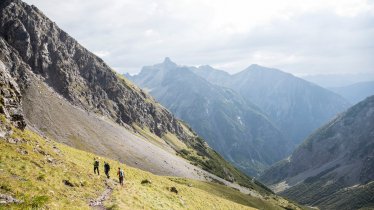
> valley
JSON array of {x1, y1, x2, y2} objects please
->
[{"x1": 1, "y1": 0, "x2": 373, "y2": 209}]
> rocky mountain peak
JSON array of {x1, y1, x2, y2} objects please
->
[
  {"x1": 161, "y1": 57, "x2": 177, "y2": 68},
  {"x1": 0, "y1": 0, "x2": 190, "y2": 139},
  {"x1": 198, "y1": 65, "x2": 214, "y2": 70},
  {"x1": 242, "y1": 64, "x2": 287, "y2": 76}
]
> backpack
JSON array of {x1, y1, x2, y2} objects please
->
[
  {"x1": 119, "y1": 169, "x2": 124, "y2": 178},
  {"x1": 94, "y1": 160, "x2": 99, "y2": 167}
]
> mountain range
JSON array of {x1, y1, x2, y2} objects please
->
[
  {"x1": 302, "y1": 73, "x2": 374, "y2": 88},
  {"x1": 129, "y1": 58, "x2": 291, "y2": 176},
  {"x1": 260, "y1": 95, "x2": 374, "y2": 210},
  {"x1": 0, "y1": 1, "x2": 303, "y2": 209},
  {"x1": 191, "y1": 64, "x2": 350, "y2": 146},
  {"x1": 129, "y1": 59, "x2": 351, "y2": 176},
  {"x1": 1, "y1": 0, "x2": 372, "y2": 209}
]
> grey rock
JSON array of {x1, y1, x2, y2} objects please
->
[
  {"x1": 0, "y1": 57, "x2": 26, "y2": 129},
  {"x1": 16, "y1": 147, "x2": 28, "y2": 155},
  {"x1": 260, "y1": 96, "x2": 374, "y2": 209},
  {"x1": 0, "y1": 193, "x2": 23, "y2": 204},
  {"x1": 0, "y1": 0, "x2": 186, "y2": 141}
]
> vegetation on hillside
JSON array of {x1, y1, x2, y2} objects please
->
[{"x1": 0, "y1": 116, "x2": 303, "y2": 209}]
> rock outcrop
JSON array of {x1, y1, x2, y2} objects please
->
[
  {"x1": 0, "y1": 0, "x2": 186, "y2": 140},
  {"x1": 260, "y1": 95, "x2": 374, "y2": 210},
  {"x1": 0, "y1": 37, "x2": 26, "y2": 129}
]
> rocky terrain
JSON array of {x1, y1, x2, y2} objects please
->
[
  {"x1": 0, "y1": 0, "x2": 264, "y2": 191},
  {"x1": 0, "y1": 66, "x2": 23, "y2": 130},
  {"x1": 0, "y1": 0, "x2": 184, "y2": 139},
  {"x1": 129, "y1": 58, "x2": 291, "y2": 176},
  {"x1": 260, "y1": 96, "x2": 374, "y2": 210}
]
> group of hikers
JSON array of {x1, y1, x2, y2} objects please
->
[{"x1": 93, "y1": 158, "x2": 125, "y2": 186}]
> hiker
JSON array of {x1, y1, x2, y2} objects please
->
[
  {"x1": 94, "y1": 158, "x2": 100, "y2": 175},
  {"x1": 117, "y1": 167, "x2": 124, "y2": 186},
  {"x1": 104, "y1": 162, "x2": 110, "y2": 178}
]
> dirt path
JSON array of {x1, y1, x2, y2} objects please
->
[{"x1": 89, "y1": 179, "x2": 116, "y2": 210}]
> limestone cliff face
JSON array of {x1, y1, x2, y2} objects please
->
[
  {"x1": 0, "y1": 37, "x2": 26, "y2": 129},
  {"x1": 0, "y1": 0, "x2": 185, "y2": 139}
]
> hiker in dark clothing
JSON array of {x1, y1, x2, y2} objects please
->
[
  {"x1": 94, "y1": 158, "x2": 100, "y2": 175},
  {"x1": 104, "y1": 162, "x2": 110, "y2": 178},
  {"x1": 117, "y1": 167, "x2": 124, "y2": 186}
]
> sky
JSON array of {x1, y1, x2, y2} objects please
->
[{"x1": 24, "y1": 0, "x2": 374, "y2": 76}]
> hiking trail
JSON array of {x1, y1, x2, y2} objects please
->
[{"x1": 89, "y1": 179, "x2": 116, "y2": 209}]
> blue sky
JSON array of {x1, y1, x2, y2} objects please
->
[{"x1": 25, "y1": 0, "x2": 374, "y2": 76}]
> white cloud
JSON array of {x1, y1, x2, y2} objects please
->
[
  {"x1": 24, "y1": 0, "x2": 374, "y2": 76},
  {"x1": 93, "y1": 51, "x2": 110, "y2": 58}
]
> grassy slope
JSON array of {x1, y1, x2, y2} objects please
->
[
  {"x1": 134, "y1": 123, "x2": 270, "y2": 194},
  {"x1": 0, "y1": 117, "x2": 302, "y2": 210}
]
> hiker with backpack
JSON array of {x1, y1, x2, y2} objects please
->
[
  {"x1": 104, "y1": 162, "x2": 110, "y2": 178},
  {"x1": 94, "y1": 158, "x2": 100, "y2": 175},
  {"x1": 117, "y1": 167, "x2": 124, "y2": 186}
]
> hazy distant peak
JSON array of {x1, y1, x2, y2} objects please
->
[
  {"x1": 147, "y1": 57, "x2": 178, "y2": 70},
  {"x1": 247, "y1": 64, "x2": 277, "y2": 72},
  {"x1": 239, "y1": 64, "x2": 293, "y2": 78},
  {"x1": 162, "y1": 57, "x2": 177, "y2": 66},
  {"x1": 249, "y1": 64, "x2": 261, "y2": 68},
  {"x1": 198, "y1": 65, "x2": 214, "y2": 69}
]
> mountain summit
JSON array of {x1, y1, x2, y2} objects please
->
[
  {"x1": 129, "y1": 60, "x2": 292, "y2": 176},
  {"x1": 160, "y1": 57, "x2": 177, "y2": 68},
  {"x1": 193, "y1": 64, "x2": 351, "y2": 147}
]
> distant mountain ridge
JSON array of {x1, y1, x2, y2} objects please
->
[
  {"x1": 330, "y1": 81, "x2": 374, "y2": 104},
  {"x1": 129, "y1": 58, "x2": 292, "y2": 176},
  {"x1": 192, "y1": 64, "x2": 350, "y2": 146},
  {"x1": 260, "y1": 96, "x2": 374, "y2": 210},
  {"x1": 302, "y1": 73, "x2": 374, "y2": 88}
]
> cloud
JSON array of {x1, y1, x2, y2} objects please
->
[
  {"x1": 93, "y1": 51, "x2": 110, "y2": 58},
  {"x1": 24, "y1": 0, "x2": 374, "y2": 76}
]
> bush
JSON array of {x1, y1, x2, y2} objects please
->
[
  {"x1": 179, "y1": 149, "x2": 190, "y2": 156},
  {"x1": 37, "y1": 174, "x2": 46, "y2": 181},
  {"x1": 31, "y1": 195, "x2": 49, "y2": 208},
  {"x1": 0, "y1": 183, "x2": 11, "y2": 192}
]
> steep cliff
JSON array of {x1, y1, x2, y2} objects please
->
[
  {"x1": 0, "y1": 0, "x2": 263, "y2": 190},
  {"x1": 260, "y1": 96, "x2": 374, "y2": 209}
]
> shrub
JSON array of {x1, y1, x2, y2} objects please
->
[{"x1": 31, "y1": 195, "x2": 49, "y2": 208}]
